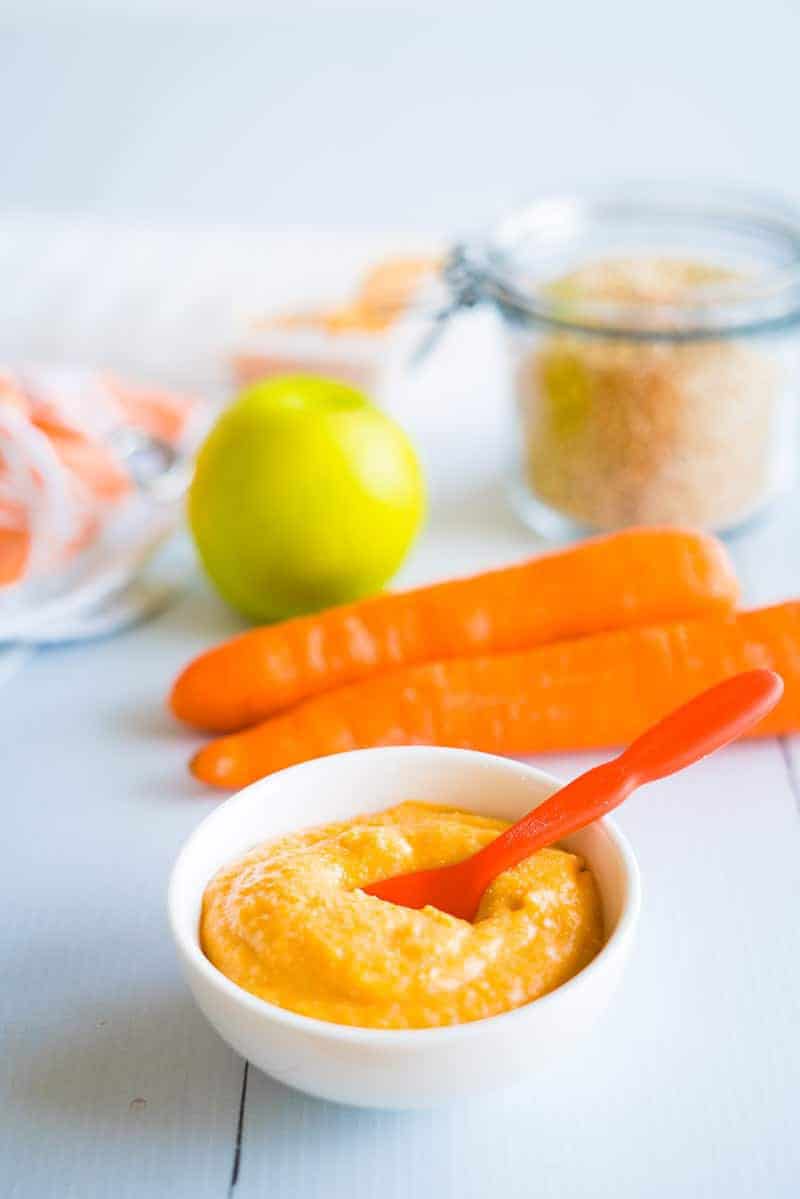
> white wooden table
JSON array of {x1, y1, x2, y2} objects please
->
[{"x1": 2, "y1": 223, "x2": 799, "y2": 1199}]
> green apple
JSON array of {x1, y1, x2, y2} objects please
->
[{"x1": 188, "y1": 376, "x2": 425, "y2": 622}]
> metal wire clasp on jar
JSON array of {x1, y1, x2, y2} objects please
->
[{"x1": 438, "y1": 186, "x2": 800, "y2": 539}]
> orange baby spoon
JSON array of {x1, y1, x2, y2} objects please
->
[{"x1": 364, "y1": 670, "x2": 783, "y2": 921}]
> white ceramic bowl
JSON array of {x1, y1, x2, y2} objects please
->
[{"x1": 168, "y1": 747, "x2": 640, "y2": 1109}]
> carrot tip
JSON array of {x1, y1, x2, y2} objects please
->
[{"x1": 190, "y1": 744, "x2": 238, "y2": 788}]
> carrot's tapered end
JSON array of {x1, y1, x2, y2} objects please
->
[
  {"x1": 170, "y1": 647, "x2": 259, "y2": 734},
  {"x1": 169, "y1": 658, "x2": 220, "y2": 729},
  {"x1": 171, "y1": 664, "x2": 236, "y2": 732},
  {"x1": 191, "y1": 739, "x2": 244, "y2": 788}
]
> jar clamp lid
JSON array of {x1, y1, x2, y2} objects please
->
[{"x1": 426, "y1": 187, "x2": 800, "y2": 355}]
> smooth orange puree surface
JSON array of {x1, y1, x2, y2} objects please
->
[{"x1": 200, "y1": 802, "x2": 605, "y2": 1029}]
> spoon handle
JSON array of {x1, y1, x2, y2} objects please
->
[
  {"x1": 466, "y1": 670, "x2": 783, "y2": 894},
  {"x1": 616, "y1": 669, "x2": 783, "y2": 783}
]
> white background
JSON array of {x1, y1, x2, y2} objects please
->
[{"x1": 2, "y1": 0, "x2": 800, "y2": 231}]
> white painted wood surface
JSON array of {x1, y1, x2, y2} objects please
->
[{"x1": 1, "y1": 223, "x2": 798, "y2": 1198}]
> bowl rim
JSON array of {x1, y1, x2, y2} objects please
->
[{"x1": 168, "y1": 746, "x2": 641, "y2": 1046}]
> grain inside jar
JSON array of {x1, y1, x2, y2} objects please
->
[{"x1": 517, "y1": 258, "x2": 781, "y2": 530}]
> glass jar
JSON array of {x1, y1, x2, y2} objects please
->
[{"x1": 444, "y1": 186, "x2": 800, "y2": 537}]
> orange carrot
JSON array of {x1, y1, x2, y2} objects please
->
[
  {"x1": 172, "y1": 527, "x2": 738, "y2": 733},
  {"x1": 191, "y1": 602, "x2": 800, "y2": 788}
]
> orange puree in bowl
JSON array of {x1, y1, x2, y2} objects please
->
[{"x1": 200, "y1": 802, "x2": 604, "y2": 1030}]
